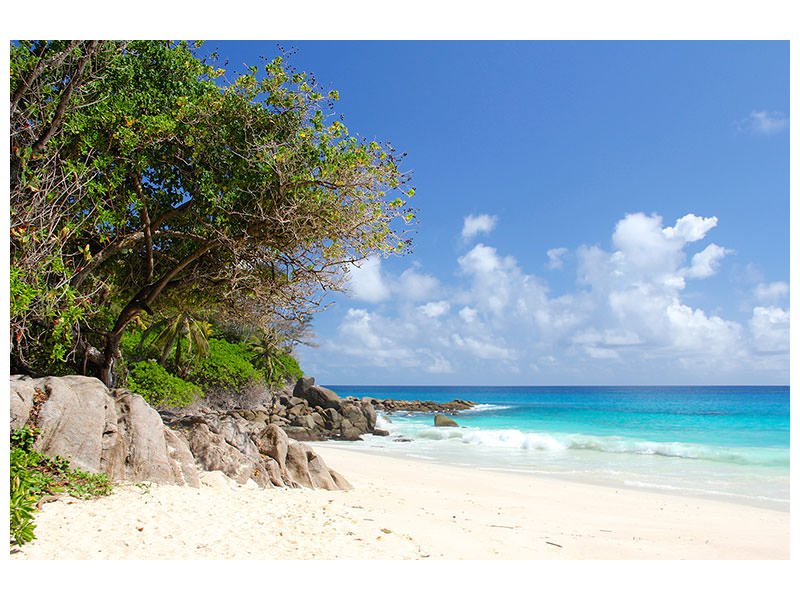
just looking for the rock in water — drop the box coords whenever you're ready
[434,413,459,427]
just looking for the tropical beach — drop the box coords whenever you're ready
[8,33,791,580]
[9,443,789,560]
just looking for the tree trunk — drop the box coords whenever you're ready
[99,332,122,389]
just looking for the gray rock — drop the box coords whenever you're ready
[291,413,317,430]
[10,374,354,492]
[292,376,315,399]
[360,401,378,430]
[182,422,272,488]
[285,441,314,488]
[282,426,325,442]
[9,375,199,487]
[434,414,459,427]
[303,385,344,411]
[10,377,35,430]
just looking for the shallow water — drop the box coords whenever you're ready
[326,385,790,511]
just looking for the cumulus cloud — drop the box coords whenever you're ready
[461,213,497,240]
[346,257,390,303]
[546,247,568,269]
[396,267,439,301]
[685,243,731,279]
[314,211,786,383]
[737,110,789,135]
[419,301,450,318]
[754,281,789,303]
[750,306,789,352]
[459,306,478,323]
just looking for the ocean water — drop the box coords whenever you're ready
[324,386,790,511]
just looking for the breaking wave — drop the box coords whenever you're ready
[397,425,788,467]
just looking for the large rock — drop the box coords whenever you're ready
[296,383,344,411]
[10,374,355,492]
[10,375,200,487]
[255,424,290,472]
[181,421,272,487]
[434,413,459,427]
[292,376,315,399]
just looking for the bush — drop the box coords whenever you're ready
[192,338,263,390]
[268,352,304,387]
[127,361,203,407]
[10,427,114,547]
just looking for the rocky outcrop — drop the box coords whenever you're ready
[10,375,200,487]
[368,397,476,414]
[434,414,459,427]
[10,375,352,492]
[265,383,380,442]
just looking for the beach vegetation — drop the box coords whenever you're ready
[10,426,113,547]
[10,40,415,388]
[126,360,204,407]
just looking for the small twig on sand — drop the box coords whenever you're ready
[546,541,563,548]
[489,524,515,529]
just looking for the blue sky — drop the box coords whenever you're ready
[205,41,789,385]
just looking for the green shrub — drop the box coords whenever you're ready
[268,352,304,387]
[10,427,114,547]
[127,361,203,407]
[192,337,263,390]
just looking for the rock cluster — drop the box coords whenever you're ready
[9,372,480,492]
[10,375,351,491]
[259,376,384,441]
[365,396,476,414]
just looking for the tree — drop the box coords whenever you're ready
[137,311,212,377]
[10,41,416,386]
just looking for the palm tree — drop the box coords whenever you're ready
[244,327,283,387]
[138,311,212,377]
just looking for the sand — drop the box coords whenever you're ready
[9,444,789,560]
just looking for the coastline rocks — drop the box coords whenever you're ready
[434,414,459,427]
[368,397,476,415]
[9,375,352,492]
[10,375,200,487]
[160,412,351,490]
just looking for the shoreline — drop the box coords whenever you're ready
[316,439,790,513]
[11,442,789,560]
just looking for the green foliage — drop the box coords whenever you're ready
[127,361,203,407]
[192,338,263,390]
[268,352,304,387]
[11,40,414,382]
[10,427,114,547]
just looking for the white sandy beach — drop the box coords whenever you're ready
[10,444,789,560]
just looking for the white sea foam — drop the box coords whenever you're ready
[464,403,512,413]
[461,428,565,451]
[393,423,788,467]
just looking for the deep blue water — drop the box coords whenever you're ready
[324,385,790,509]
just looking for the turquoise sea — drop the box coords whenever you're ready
[325,386,790,511]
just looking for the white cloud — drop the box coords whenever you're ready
[738,110,789,135]
[662,214,718,242]
[459,306,478,323]
[584,346,620,359]
[750,306,789,352]
[419,301,450,318]
[346,257,390,303]
[314,211,786,383]
[396,267,439,301]
[685,243,731,279]
[461,213,497,240]
[546,247,568,269]
[754,281,789,303]
[424,353,454,374]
